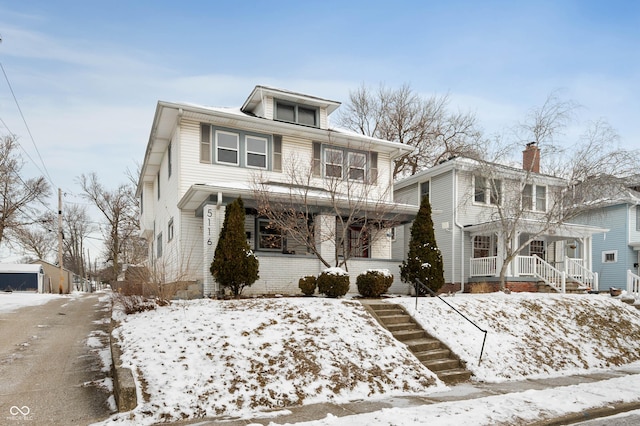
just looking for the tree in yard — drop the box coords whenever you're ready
[252,147,402,271]
[210,197,259,297]
[62,204,96,279]
[469,92,640,290]
[0,135,51,248]
[78,172,143,282]
[13,211,56,262]
[337,83,485,178]
[400,195,445,294]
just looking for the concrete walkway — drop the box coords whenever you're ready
[0,293,114,425]
[170,366,640,425]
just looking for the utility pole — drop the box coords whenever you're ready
[58,188,64,293]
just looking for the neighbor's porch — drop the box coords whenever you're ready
[466,220,608,293]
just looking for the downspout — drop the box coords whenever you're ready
[454,168,465,293]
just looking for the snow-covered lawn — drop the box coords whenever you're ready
[103,292,640,425]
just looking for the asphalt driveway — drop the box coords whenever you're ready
[0,293,113,425]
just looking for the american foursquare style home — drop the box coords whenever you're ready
[136,85,418,297]
[393,144,610,294]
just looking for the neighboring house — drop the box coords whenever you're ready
[572,179,640,291]
[0,264,44,292]
[394,144,608,293]
[136,85,417,297]
[31,259,76,293]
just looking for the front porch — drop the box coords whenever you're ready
[465,219,608,294]
[469,255,598,293]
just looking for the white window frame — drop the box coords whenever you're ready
[215,130,240,165]
[156,232,163,258]
[324,148,343,178]
[348,152,366,181]
[523,184,547,212]
[245,135,268,169]
[602,250,618,263]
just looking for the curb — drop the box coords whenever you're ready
[110,318,138,412]
[532,400,640,425]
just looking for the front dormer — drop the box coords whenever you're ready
[241,85,340,130]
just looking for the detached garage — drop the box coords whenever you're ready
[0,264,45,292]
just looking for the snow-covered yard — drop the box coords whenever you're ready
[99,291,640,425]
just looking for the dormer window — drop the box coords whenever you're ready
[275,100,318,127]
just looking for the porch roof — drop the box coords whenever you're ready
[464,218,609,238]
[178,182,419,224]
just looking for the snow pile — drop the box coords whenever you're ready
[0,292,60,313]
[108,298,443,424]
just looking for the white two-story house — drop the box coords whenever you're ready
[394,144,608,293]
[136,85,417,297]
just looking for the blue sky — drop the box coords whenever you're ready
[0,0,638,258]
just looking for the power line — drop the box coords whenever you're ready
[0,61,56,188]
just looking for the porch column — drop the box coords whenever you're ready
[315,213,336,269]
[496,232,505,277]
[203,203,226,297]
[584,237,592,271]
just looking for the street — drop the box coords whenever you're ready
[0,293,114,425]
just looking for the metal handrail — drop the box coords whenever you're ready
[414,279,488,365]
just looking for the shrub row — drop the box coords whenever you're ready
[298,268,393,298]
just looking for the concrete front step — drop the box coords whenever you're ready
[385,322,419,332]
[377,314,413,325]
[438,368,472,383]
[404,338,442,352]
[392,329,426,342]
[413,348,451,362]
[424,358,461,372]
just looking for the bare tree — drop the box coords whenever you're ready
[337,83,484,178]
[253,149,400,270]
[61,203,95,278]
[470,94,639,289]
[0,135,51,248]
[77,172,140,281]
[12,212,56,261]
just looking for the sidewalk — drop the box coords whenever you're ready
[171,366,640,425]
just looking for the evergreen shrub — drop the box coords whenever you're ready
[298,275,317,296]
[356,269,393,297]
[317,268,350,298]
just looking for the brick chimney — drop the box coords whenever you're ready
[523,142,540,173]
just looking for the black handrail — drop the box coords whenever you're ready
[414,279,488,365]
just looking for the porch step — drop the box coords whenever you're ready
[362,301,471,384]
[537,280,588,294]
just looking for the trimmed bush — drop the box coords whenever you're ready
[357,269,393,297]
[298,275,317,296]
[317,268,350,298]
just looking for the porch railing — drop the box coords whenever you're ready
[628,270,640,299]
[469,256,497,277]
[566,258,598,291]
[518,255,566,293]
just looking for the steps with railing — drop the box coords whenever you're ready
[362,301,471,384]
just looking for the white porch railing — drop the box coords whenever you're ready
[469,256,498,277]
[566,258,598,291]
[519,255,566,293]
[628,270,640,299]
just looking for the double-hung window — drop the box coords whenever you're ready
[523,184,546,211]
[474,176,486,203]
[535,186,546,211]
[216,131,239,165]
[348,152,367,181]
[246,136,268,169]
[325,148,343,178]
[156,233,163,258]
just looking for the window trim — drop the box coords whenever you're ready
[156,232,163,258]
[522,183,547,212]
[257,218,284,252]
[474,176,501,205]
[274,100,319,127]
[167,218,174,242]
[245,135,268,169]
[602,250,618,263]
[348,151,367,181]
[215,130,240,166]
[200,124,211,164]
[324,148,344,179]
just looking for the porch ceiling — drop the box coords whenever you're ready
[465,218,609,238]
[177,183,419,224]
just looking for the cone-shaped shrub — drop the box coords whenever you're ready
[400,196,445,294]
[210,197,259,297]
[357,269,393,297]
[317,267,350,298]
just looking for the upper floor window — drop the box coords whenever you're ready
[523,184,546,211]
[325,148,343,178]
[157,232,163,258]
[318,144,374,182]
[216,131,239,165]
[420,181,430,201]
[201,124,271,170]
[348,152,367,181]
[167,218,174,242]
[275,101,318,127]
[474,176,501,205]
